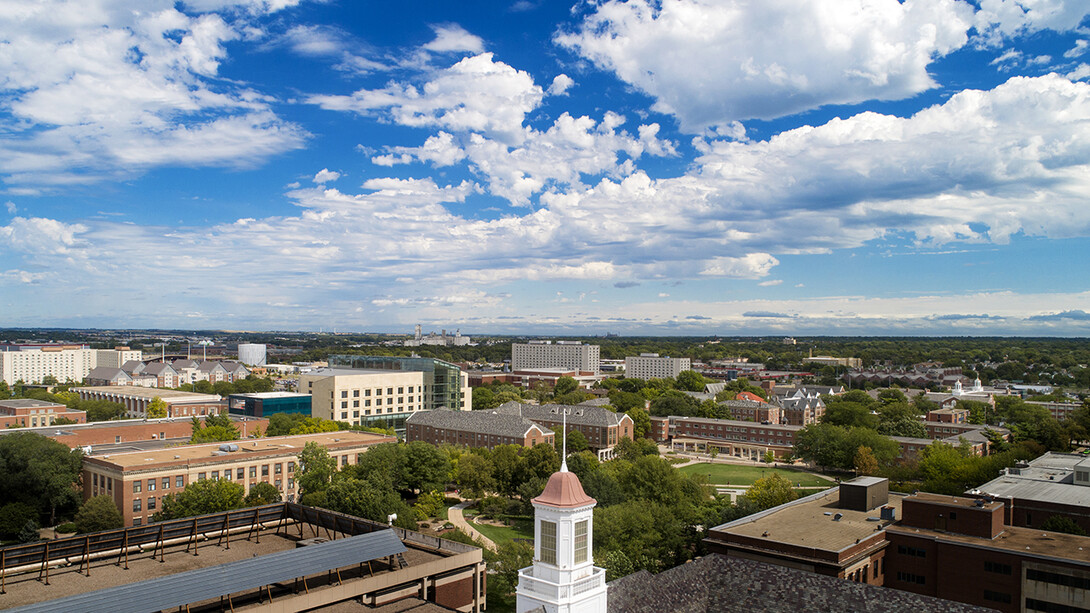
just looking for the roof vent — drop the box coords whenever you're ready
[833,513,843,522]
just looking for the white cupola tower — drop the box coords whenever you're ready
[516,423,607,612]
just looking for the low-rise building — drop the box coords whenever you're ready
[669,416,801,460]
[0,398,86,428]
[227,391,312,419]
[1027,399,1084,421]
[0,344,141,385]
[624,353,691,380]
[82,430,395,525]
[493,402,633,460]
[721,399,781,423]
[927,407,969,423]
[970,452,1090,533]
[773,388,828,425]
[75,386,224,418]
[406,409,554,449]
[0,415,266,448]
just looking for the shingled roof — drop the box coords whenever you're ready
[607,554,993,613]
[494,402,631,428]
[406,409,553,439]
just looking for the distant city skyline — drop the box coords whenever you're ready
[1,1,1089,336]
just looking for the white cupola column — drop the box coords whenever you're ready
[515,466,607,613]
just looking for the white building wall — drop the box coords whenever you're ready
[624,355,691,380]
[300,370,427,425]
[238,343,267,366]
[512,342,600,373]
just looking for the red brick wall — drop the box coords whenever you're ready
[433,576,475,610]
[900,497,1003,539]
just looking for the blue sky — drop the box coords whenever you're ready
[1,0,1090,336]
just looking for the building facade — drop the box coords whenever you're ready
[227,391,312,419]
[511,341,600,373]
[0,345,141,385]
[327,355,470,413]
[493,402,633,460]
[75,386,224,418]
[0,399,86,428]
[669,416,802,460]
[237,343,267,366]
[624,353,691,380]
[81,431,395,525]
[406,409,554,449]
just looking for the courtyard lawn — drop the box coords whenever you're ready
[471,517,534,546]
[678,463,834,487]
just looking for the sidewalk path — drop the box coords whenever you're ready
[448,501,497,552]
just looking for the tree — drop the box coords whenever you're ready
[17,519,41,543]
[609,391,645,412]
[243,482,282,506]
[297,441,338,497]
[1041,515,1088,536]
[473,387,498,411]
[401,441,451,494]
[554,376,579,396]
[0,502,37,539]
[266,412,308,436]
[854,446,879,476]
[675,370,706,392]
[74,495,124,533]
[324,474,416,530]
[626,408,651,439]
[155,479,245,521]
[763,450,775,464]
[743,474,797,511]
[0,433,83,525]
[558,429,589,454]
[147,396,168,418]
[821,401,878,429]
[81,399,126,421]
[456,452,495,498]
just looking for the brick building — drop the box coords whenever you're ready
[669,416,802,460]
[82,431,395,526]
[970,452,1090,533]
[707,477,898,584]
[0,415,267,449]
[406,409,554,449]
[75,386,224,418]
[492,402,633,460]
[0,398,86,428]
[707,476,1090,613]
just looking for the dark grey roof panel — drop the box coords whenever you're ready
[10,529,406,613]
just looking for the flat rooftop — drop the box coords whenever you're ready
[85,431,394,471]
[908,491,1005,511]
[304,367,409,377]
[75,386,221,402]
[887,523,1090,565]
[0,509,454,611]
[0,398,68,409]
[711,488,902,554]
[229,391,310,399]
[972,451,1090,507]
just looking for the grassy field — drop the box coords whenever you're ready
[678,463,834,487]
[471,517,534,545]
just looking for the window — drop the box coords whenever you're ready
[353,390,360,397]
[341,455,349,466]
[176,475,184,488]
[341,412,348,419]
[133,481,142,493]
[1027,569,1090,590]
[147,479,155,491]
[949,512,957,520]
[225,470,232,480]
[133,499,142,512]
[133,517,142,526]
[985,561,1012,575]
[540,520,557,565]
[398,387,404,394]
[148,497,156,510]
[1026,598,1090,613]
[574,520,588,564]
[288,462,295,473]
[341,390,348,398]
[162,477,170,489]
[237,468,245,479]
[897,545,927,558]
[874,563,879,579]
[984,590,1012,604]
[896,572,925,585]
[198,472,206,481]
[211,470,219,479]
[387,388,393,395]
[288,478,295,490]
[275,463,282,474]
[261,465,269,477]
[353,401,359,408]
[250,466,257,478]
[341,401,348,409]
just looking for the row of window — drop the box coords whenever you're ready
[984,560,1012,575]
[1027,568,1090,591]
[131,462,298,495]
[897,545,927,558]
[896,572,926,585]
[1027,598,1090,613]
[339,386,422,398]
[339,398,413,409]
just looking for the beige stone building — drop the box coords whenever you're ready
[82,431,395,525]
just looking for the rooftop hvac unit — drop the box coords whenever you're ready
[880,506,896,521]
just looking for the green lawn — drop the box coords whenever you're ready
[470,518,534,546]
[678,463,834,487]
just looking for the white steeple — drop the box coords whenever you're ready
[515,410,607,613]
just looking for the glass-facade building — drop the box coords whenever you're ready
[228,392,312,419]
[326,355,464,413]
